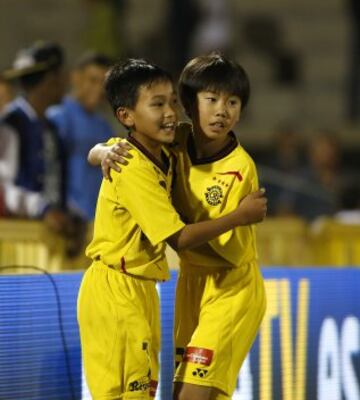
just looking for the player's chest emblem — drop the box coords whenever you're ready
[205,185,223,206]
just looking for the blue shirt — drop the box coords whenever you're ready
[47,97,114,220]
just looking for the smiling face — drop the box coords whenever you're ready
[193,90,241,141]
[118,80,178,146]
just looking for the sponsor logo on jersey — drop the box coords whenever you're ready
[205,185,223,206]
[217,170,243,181]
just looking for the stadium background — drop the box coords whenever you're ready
[1,0,360,399]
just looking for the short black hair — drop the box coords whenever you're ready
[74,51,113,70]
[104,58,173,113]
[179,52,250,116]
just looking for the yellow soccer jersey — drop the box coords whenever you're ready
[172,123,259,268]
[86,135,185,281]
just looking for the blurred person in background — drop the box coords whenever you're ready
[47,51,114,222]
[279,132,344,221]
[260,124,305,216]
[0,76,15,114]
[0,77,15,215]
[0,41,85,256]
[189,0,232,56]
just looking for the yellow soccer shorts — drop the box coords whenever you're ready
[77,261,160,399]
[174,261,266,398]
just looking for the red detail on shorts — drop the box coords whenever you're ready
[120,257,126,273]
[150,380,158,397]
[183,347,213,366]
[217,171,243,181]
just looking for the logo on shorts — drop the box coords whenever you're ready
[183,347,214,366]
[205,185,223,206]
[129,376,150,392]
[129,343,153,393]
[192,368,208,378]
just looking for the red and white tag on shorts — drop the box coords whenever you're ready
[183,347,214,366]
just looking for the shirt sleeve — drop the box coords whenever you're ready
[105,137,122,146]
[114,163,185,246]
[0,124,19,181]
[0,124,48,217]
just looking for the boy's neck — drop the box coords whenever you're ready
[193,130,233,159]
[130,131,163,163]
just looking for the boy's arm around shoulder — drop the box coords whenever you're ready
[106,153,266,253]
[87,138,133,180]
[87,123,192,179]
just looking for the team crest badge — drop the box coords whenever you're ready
[205,185,223,206]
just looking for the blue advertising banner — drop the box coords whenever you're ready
[160,269,360,400]
[0,268,359,400]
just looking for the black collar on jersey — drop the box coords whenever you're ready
[127,134,170,174]
[187,131,238,165]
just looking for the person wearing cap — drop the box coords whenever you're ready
[0,76,15,115]
[0,41,85,250]
[47,51,114,221]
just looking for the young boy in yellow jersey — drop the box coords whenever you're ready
[171,53,266,400]
[78,58,267,400]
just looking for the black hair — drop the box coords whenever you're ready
[74,51,113,70]
[18,42,64,90]
[104,58,173,113]
[179,52,250,116]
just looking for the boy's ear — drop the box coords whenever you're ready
[116,107,134,128]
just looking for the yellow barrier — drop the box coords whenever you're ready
[0,219,93,273]
[1,217,360,272]
[0,219,66,272]
[257,217,311,266]
[310,218,360,266]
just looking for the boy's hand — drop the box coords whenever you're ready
[101,142,132,180]
[236,188,267,225]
